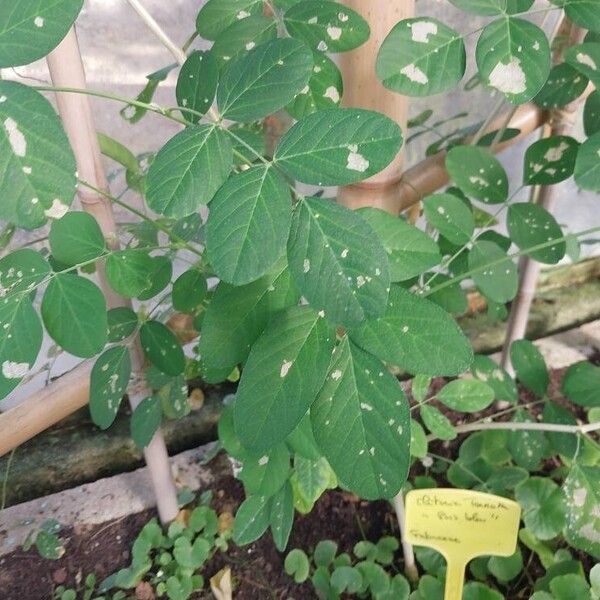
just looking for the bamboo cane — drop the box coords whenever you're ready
[44,28,178,524]
[338,0,419,581]
[499,21,588,375]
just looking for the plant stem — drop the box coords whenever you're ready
[426,420,600,442]
[124,0,187,65]
[392,492,419,582]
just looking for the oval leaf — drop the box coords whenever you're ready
[49,211,106,267]
[176,50,218,122]
[311,338,410,500]
[140,320,185,376]
[206,165,292,285]
[287,197,390,327]
[436,379,494,412]
[468,240,518,303]
[146,124,232,217]
[523,135,579,185]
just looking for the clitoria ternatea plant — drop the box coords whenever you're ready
[1,0,600,573]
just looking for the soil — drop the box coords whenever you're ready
[0,365,597,600]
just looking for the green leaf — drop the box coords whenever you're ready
[287,52,343,119]
[562,361,600,407]
[233,306,335,450]
[448,0,533,15]
[292,455,335,511]
[173,536,210,569]
[550,574,591,600]
[49,212,106,267]
[584,91,600,136]
[508,410,549,470]
[468,240,518,303]
[165,576,192,600]
[213,15,277,71]
[0,248,50,296]
[199,260,298,370]
[105,250,154,298]
[285,548,310,583]
[176,50,218,122]
[286,415,321,460]
[239,443,290,497]
[107,307,138,342]
[565,0,600,34]
[436,379,494,412]
[0,0,84,67]
[90,346,131,430]
[420,405,456,440]
[523,135,580,185]
[424,193,474,245]
[543,401,578,459]
[137,256,172,301]
[574,131,600,191]
[510,339,548,396]
[463,582,504,600]
[0,81,77,229]
[270,480,294,551]
[206,165,291,285]
[217,38,313,121]
[312,338,410,500]
[563,464,600,560]
[410,419,428,458]
[412,375,432,403]
[283,1,369,52]
[377,18,466,96]
[130,396,162,449]
[0,296,42,399]
[314,540,338,567]
[233,495,271,545]
[350,285,473,376]
[35,530,65,560]
[507,203,565,264]
[140,321,185,376]
[41,274,107,358]
[476,17,550,104]
[146,124,232,217]
[275,108,403,185]
[485,466,528,493]
[331,566,363,594]
[158,376,190,419]
[515,477,565,540]
[195,0,263,41]
[470,355,517,404]
[534,63,589,109]
[446,146,508,203]
[287,197,390,327]
[565,43,600,87]
[172,269,207,314]
[358,208,441,282]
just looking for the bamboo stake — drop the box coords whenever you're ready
[338,0,418,581]
[45,29,178,524]
[499,21,588,375]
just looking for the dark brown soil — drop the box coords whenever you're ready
[0,365,596,600]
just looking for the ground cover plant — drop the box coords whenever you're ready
[1,0,600,597]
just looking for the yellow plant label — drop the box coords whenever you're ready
[405,488,521,600]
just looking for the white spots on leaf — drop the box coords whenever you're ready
[469,175,489,187]
[108,373,119,394]
[544,141,569,162]
[341,248,349,258]
[327,26,342,41]
[317,40,328,52]
[0,96,6,103]
[331,369,342,380]
[356,275,366,288]
[300,85,310,95]
[338,12,348,22]
[422,455,433,468]
[437,206,445,214]
[44,199,69,219]
[22,166,31,174]
[347,144,370,172]
[323,86,340,103]
[573,487,587,507]
[3,117,27,157]
[318,310,325,318]
[308,16,318,24]
[280,360,293,378]
[577,52,597,70]
[533,41,540,50]
[258,455,269,466]
[245,41,255,51]
[375,268,381,276]
[34,16,44,27]
[303,258,310,273]
[369,447,375,456]
[488,57,526,95]
[397,425,403,435]
[2,360,29,379]
[360,402,373,411]
[123,105,136,119]
[409,21,438,44]
[236,9,250,19]
[313,65,322,73]
[400,63,428,85]
[402,325,409,333]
